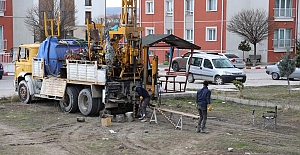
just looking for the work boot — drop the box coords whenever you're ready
[141,118,147,122]
[196,125,201,133]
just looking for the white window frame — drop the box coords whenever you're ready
[145,1,154,14]
[273,28,292,48]
[185,0,193,15]
[146,27,155,36]
[206,0,217,11]
[274,0,293,18]
[166,0,173,16]
[206,27,217,41]
[166,29,173,34]
[185,29,193,42]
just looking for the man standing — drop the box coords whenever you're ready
[196,81,211,133]
[105,38,116,74]
[132,85,150,122]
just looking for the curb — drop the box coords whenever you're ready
[245,66,267,70]
[3,72,15,76]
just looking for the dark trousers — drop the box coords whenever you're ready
[141,97,150,117]
[197,106,207,130]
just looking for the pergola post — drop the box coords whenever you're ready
[168,46,174,73]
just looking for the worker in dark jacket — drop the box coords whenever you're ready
[196,81,211,133]
[132,85,150,122]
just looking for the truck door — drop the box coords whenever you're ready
[15,48,32,75]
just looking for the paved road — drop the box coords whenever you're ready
[0,76,16,98]
[1,69,300,97]
[158,68,300,90]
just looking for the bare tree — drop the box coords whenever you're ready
[24,0,77,42]
[227,9,275,65]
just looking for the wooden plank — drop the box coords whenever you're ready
[157,108,199,119]
[40,77,67,98]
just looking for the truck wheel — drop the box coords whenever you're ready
[78,88,99,116]
[172,62,180,72]
[60,87,79,113]
[18,80,32,104]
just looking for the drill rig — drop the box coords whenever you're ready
[85,0,159,114]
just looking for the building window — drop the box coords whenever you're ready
[166,0,173,16]
[185,29,193,42]
[85,0,92,6]
[273,28,292,48]
[206,27,217,41]
[0,25,3,50]
[274,0,293,17]
[166,29,173,34]
[146,1,154,14]
[0,0,6,13]
[85,11,91,24]
[185,0,193,15]
[146,27,154,36]
[207,0,217,11]
[148,50,154,56]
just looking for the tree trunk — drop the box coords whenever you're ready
[253,43,257,67]
[287,76,291,94]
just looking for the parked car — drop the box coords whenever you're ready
[266,61,300,80]
[0,62,4,80]
[186,53,246,85]
[211,53,246,69]
[171,51,200,71]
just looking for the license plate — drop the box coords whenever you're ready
[236,77,243,80]
[236,61,242,63]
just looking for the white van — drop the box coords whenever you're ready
[186,53,247,85]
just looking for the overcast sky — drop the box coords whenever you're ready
[106,0,139,7]
[106,0,121,7]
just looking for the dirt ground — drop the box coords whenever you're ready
[0,97,300,155]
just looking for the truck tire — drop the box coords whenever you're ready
[18,80,32,104]
[60,87,79,113]
[78,88,99,116]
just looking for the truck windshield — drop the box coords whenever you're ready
[212,59,234,68]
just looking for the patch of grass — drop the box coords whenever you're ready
[0,95,20,104]
[212,85,300,107]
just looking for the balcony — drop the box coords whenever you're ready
[274,8,295,21]
[0,39,7,51]
[273,39,295,52]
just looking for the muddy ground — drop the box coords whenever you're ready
[0,97,300,155]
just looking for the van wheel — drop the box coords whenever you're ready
[214,76,223,85]
[172,62,180,72]
[78,88,99,116]
[18,80,32,104]
[271,73,280,80]
[60,87,79,113]
[188,74,195,83]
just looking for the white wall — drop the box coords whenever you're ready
[13,0,37,47]
[226,0,269,62]
[74,0,106,26]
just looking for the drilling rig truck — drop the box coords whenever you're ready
[13,0,159,116]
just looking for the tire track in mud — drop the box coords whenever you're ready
[115,125,164,154]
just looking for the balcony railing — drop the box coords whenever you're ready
[273,39,295,48]
[274,8,295,18]
[0,39,7,51]
[0,0,6,12]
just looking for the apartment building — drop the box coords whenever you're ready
[73,0,106,39]
[0,0,13,53]
[140,0,299,63]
